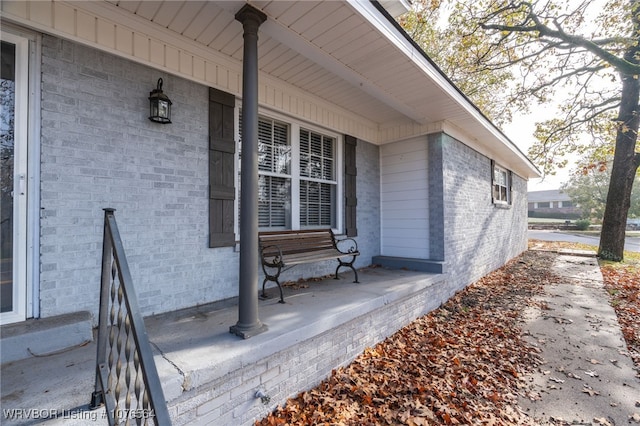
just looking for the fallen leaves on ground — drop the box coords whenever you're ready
[601,261,640,369]
[256,251,558,425]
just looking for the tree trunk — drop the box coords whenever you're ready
[599,1,640,261]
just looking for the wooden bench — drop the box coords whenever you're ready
[259,229,360,303]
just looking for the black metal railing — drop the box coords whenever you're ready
[89,208,171,425]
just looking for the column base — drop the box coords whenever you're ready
[229,321,268,339]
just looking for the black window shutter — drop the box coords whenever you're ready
[344,135,357,237]
[490,159,495,204]
[209,88,236,247]
[508,170,513,205]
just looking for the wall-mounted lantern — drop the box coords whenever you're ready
[148,78,172,124]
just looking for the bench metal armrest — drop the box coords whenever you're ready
[335,237,359,255]
[260,244,284,267]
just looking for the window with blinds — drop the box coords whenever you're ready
[259,119,290,174]
[259,175,291,227]
[492,163,512,205]
[257,118,291,227]
[300,129,336,227]
[239,114,338,230]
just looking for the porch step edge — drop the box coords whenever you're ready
[0,311,93,365]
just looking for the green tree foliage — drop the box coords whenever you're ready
[562,166,612,220]
[399,0,640,261]
[563,162,640,220]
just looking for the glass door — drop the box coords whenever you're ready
[1,32,29,324]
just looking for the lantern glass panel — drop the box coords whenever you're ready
[158,100,169,119]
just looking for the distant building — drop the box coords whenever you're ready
[528,190,581,218]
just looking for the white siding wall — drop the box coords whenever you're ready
[380,137,429,258]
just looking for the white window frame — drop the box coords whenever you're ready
[298,127,338,229]
[234,106,343,237]
[492,163,511,205]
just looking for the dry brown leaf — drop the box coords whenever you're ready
[582,388,600,397]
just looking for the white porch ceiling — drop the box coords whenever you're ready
[51,0,538,178]
[106,0,423,125]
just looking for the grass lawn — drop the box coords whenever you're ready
[527,217,571,223]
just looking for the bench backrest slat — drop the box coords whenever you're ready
[259,229,337,257]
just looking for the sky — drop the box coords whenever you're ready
[502,109,573,193]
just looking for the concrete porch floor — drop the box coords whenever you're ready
[1,266,447,425]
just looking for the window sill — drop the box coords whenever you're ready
[493,202,512,210]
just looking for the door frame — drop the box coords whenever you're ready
[1,24,41,325]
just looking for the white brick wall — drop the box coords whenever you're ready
[354,140,381,263]
[38,36,381,320]
[39,36,241,319]
[439,133,528,291]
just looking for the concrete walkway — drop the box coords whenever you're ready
[520,250,640,425]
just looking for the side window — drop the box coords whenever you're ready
[492,162,512,205]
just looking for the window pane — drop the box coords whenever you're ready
[259,175,290,228]
[300,129,335,181]
[273,121,290,174]
[1,41,16,313]
[300,181,335,227]
[258,143,273,172]
[323,157,333,180]
[258,119,290,174]
[494,168,507,186]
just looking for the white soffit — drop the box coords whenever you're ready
[259,18,427,124]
